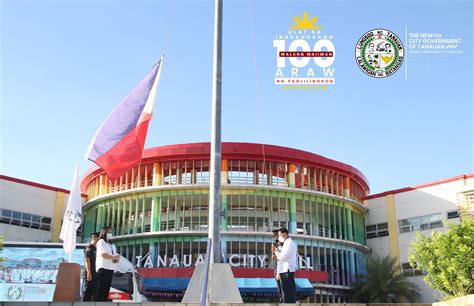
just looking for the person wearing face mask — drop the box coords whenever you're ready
[83,232,100,301]
[271,229,284,303]
[271,227,297,303]
[94,226,120,301]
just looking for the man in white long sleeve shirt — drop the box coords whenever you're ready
[11,265,23,282]
[23,264,33,283]
[31,265,43,283]
[272,227,297,303]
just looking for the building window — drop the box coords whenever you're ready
[447,210,459,219]
[0,209,52,232]
[398,213,443,234]
[366,222,389,239]
[401,262,425,277]
[0,209,12,224]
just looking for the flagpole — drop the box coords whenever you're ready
[208,0,223,264]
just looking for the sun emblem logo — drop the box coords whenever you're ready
[289,12,321,30]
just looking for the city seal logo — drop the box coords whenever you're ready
[355,29,404,78]
[6,285,23,301]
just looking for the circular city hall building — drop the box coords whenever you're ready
[81,142,370,303]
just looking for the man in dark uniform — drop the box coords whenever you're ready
[83,232,99,301]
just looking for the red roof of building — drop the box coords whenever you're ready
[363,173,474,200]
[81,142,370,192]
[0,175,87,197]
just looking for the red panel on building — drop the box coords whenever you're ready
[137,267,327,283]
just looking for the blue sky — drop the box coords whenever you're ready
[1,0,472,194]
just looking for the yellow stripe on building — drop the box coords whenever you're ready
[385,193,400,267]
[51,191,66,242]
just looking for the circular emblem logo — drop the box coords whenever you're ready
[6,285,23,301]
[355,29,404,78]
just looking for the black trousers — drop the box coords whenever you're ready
[279,271,296,303]
[82,274,97,301]
[276,277,284,303]
[94,268,114,301]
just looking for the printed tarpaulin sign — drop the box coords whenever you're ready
[0,247,84,301]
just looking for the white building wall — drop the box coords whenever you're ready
[411,275,443,302]
[0,179,57,217]
[0,224,52,242]
[0,177,74,242]
[364,196,387,224]
[366,236,391,258]
[364,196,390,258]
[365,175,474,303]
[395,178,472,261]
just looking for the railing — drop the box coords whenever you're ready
[200,238,212,306]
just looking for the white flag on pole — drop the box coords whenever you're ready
[59,164,83,259]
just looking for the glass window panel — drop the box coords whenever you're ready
[366,225,376,232]
[41,217,52,224]
[377,223,388,230]
[398,219,409,226]
[2,210,12,217]
[420,216,430,225]
[447,210,459,219]
[429,214,441,222]
[12,211,21,219]
[22,213,32,221]
[366,232,377,239]
[430,221,443,229]
[420,223,430,230]
[399,226,411,233]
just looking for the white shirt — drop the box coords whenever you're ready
[276,237,298,274]
[23,268,33,281]
[96,239,117,271]
[11,269,22,282]
[31,269,42,282]
[51,270,58,283]
[41,269,52,282]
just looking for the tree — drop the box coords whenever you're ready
[352,255,419,303]
[408,216,474,299]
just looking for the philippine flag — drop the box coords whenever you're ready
[85,56,164,178]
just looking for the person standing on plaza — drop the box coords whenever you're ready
[94,226,120,301]
[83,232,99,301]
[272,227,298,303]
[271,229,284,303]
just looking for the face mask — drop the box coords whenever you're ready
[107,233,113,240]
[278,236,285,243]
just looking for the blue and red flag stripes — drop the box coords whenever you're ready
[85,56,164,178]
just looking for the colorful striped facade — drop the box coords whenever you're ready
[81,142,370,302]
